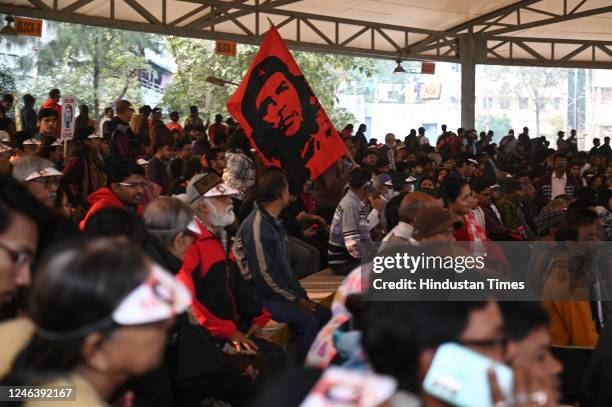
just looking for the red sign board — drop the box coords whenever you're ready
[215,40,237,56]
[421,62,436,75]
[15,18,42,37]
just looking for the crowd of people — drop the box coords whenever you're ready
[0,86,611,407]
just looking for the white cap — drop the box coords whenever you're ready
[186,218,202,235]
[25,167,63,181]
[180,173,238,204]
[467,158,479,165]
[112,263,191,325]
[0,130,9,142]
[136,158,150,166]
[89,132,104,139]
[36,263,192,340]
[404,176,417,183]
[204,182,239,198]
[23,138,40,146]
[0,143,12,154]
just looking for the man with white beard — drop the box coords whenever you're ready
[177,173,286,371]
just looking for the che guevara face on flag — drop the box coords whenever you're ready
[227,26,347,179]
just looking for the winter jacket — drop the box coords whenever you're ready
[178,220,270,339]
[235,205,306,303]
[79,187,144,230]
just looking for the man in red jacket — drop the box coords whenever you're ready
[178,172,285,370]
[41,89,62,138]
[79,160,145,229]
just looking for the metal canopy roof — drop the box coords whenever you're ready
[0,0,610,68]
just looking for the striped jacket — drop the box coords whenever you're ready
[328,189,373,267]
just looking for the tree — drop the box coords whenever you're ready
[477,65,564,137]
[476,113,511,142]
[162,36,375,128]
[0,65,15,95]
[18,22,161,118]
[517,67,564,137]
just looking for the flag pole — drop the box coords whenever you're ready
[266,17,274,27]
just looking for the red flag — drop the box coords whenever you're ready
[227,26,348,179]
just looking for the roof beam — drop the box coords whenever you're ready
[0,3,456,62]
[0,1,609,69]
[27,0,50,11]
[61,0,94,14]
[482,4,612,36]
[186,0,300,30]
[169,4,209,26]
[123,0,161,25]
[483,36,612,68]
[405,0,540,54]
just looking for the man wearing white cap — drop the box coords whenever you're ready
[450,156,478,182]
[177,173,285,369]
[62,127,108,209]
[12,156,62,208]
[20,137,40,157]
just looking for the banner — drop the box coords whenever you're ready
[60,96,77,141]
[227,26,348,179]
[15,18,42,37]
[421,62,436,75]
[215,40,237,56]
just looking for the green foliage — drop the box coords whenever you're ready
[162,36,375,128]
[477,65,565,136]
[0,65,16,94]
[476,114,511,141]
[547,113,566,136]
[18,22,161,118]
[6,19,375,127]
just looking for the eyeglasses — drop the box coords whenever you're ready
[29,177,60,187]
[0,241,34,269]
[119,181,146,189]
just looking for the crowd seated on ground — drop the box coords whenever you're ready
[0,88,612,406]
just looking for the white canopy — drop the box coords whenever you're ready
[0,0,610,67]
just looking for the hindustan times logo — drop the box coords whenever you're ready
[372,253,486,274]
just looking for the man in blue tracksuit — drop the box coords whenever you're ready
[235,168,330,362]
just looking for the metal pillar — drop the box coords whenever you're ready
[459,35,477,130]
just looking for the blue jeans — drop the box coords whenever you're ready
[259,296,331,363]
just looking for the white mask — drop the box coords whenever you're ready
[204,199,235,227]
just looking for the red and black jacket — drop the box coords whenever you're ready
[178,220,270,339]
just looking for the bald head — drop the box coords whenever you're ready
[398,191,443,224]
